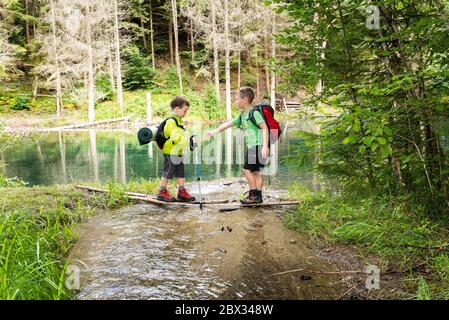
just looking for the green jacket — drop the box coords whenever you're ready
[162,114,188,156]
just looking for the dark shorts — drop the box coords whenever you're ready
[243,145,267,172]
[163,155,185,179]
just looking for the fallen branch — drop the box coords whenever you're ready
[76,185,300,208]
[266,269,364,277]
[45,116,130,131]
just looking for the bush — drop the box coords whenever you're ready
[122,45,155,90]
[164,66,180,92]
[95,73,113,103]
[10,96,31,111]
[201,85,225,119]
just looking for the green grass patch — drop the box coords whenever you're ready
[0,178,160,300]
[286,182,449,299]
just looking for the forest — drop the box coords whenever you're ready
[1,0,449,301]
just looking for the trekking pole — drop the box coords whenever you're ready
[191,136,202,210]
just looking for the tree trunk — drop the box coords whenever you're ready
[255,51,260,100]
[141,18,148,51]
[168,20,174,65]
[24,0,30,43]
[190,20,195,63]
[224,0,232,120]
[114,0,124,112]
[32,0,37,35]
[50,0,63,119]
[237,51,241,90]
[270,17,276,108]
[264,32,270,94]
[171,0,183,95]
[212,0,220,100]
[149,0,155,69]
[86,3,95,123]
[108,45,116,93]
[32,74,38,101]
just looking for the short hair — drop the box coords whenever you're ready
[170,96,190,110]
[238,86,255,104]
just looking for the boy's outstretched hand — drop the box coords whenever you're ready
[204,130,215,141]
[261,145,269,159]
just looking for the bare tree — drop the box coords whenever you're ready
[224,0,231,120]
[149,0,155,69]
[270,16,276,107]
[49,0,63,118]
[211,0,220,100]
[113,0,123,112]
[171,0,183,94]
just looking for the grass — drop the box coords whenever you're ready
[286,182,449,299]
[0,178,160,300]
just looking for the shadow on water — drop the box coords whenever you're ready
[69,179,345,300]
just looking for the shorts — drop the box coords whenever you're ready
[162,155,185,179]
[243,145,267,172]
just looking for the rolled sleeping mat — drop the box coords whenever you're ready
[137,127,158,145]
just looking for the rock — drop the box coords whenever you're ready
[261,240,268,245]
[226,226,232,232]
[220,227,224,232]
[289,239,298,244]
[300,275,312,281]
[217,248,227,253]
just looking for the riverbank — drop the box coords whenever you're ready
[0,177,410,300]
[286,183,449,299]
[0,179,164,299]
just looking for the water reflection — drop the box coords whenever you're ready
[1,120,320,187]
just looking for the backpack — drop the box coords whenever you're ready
[155,116,185,150]
[239,102,281,145]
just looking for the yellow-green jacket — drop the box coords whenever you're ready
[162,114,188,156]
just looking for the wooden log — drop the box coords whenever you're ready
[75,185,230,205]
[46,117,130,131]
[75,185,300,208]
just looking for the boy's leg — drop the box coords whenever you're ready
[158,155,176,202]
[175,160,195,202]
[244,169,257,189]
[160,177,169,189]
[177,177,186,188]
[254,171,263,190]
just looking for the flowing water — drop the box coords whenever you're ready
[1,119,348,299]
[69,179,345,300]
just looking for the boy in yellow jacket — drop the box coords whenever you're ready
[157,96,196,202]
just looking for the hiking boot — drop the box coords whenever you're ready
[240,189,262,205]
[177,188,196,203]
[157,188,176,202]
[255,189,264,203]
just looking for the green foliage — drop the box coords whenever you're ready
[11,96,31,111]
[0,172,28,187]
[0,178,160,299]
[122,45,155,90]
[416,277,432,300]
[275,0,449,214]
[287,182,449,298]
[94,73,113,103]
[200,85,225,120]
[164,66,180,93]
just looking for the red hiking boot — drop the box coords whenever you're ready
[177,188,196,203]
[157,188,176,202]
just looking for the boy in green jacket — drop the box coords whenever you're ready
[205,87,269,204]
[157,96,196,203]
